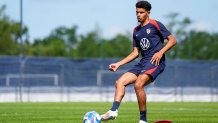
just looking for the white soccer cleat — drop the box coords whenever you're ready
[101,110,118,121]
[139,120,148,123]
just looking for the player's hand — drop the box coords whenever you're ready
[109,63,119,72]
[150,52,163,66]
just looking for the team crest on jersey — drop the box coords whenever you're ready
[140,38,150,50]
[146,29,151,34]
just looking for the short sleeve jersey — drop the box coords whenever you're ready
[133,19,171,60]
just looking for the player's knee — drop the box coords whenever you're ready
[115,79,124,88]
[134,82,144,91]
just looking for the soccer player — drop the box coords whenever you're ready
[101,1,176,123]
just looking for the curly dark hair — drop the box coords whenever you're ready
[136,1,152,11]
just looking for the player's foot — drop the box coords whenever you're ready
[139,120,148,123]
[101,110,118,121]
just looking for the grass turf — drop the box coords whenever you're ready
[0,102,218,123]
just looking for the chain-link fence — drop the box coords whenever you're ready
[0,56,218,102]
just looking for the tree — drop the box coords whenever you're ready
[164,13,192,59]
[30,37,67,57]
[0,5,28,55]
[49,26,78,48]
[76,31,99,58]
[2,5,218,60]
[29,26,78,57]
[178,31,218,60]
[164,12,218,60]
[102,34,132,58]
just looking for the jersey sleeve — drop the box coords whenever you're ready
[133,35,137,47]
[132,34,140,48]
[132,26,140,48]
[157,21,171,39]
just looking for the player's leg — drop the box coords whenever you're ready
[135,62,165,123]
[114,72,138,102]
[134,74,152,123]
[101,72,137,121]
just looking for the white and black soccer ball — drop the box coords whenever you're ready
[83,111,101,123]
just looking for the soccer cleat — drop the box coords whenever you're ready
[101,110,118,121]
[139,120,148,123]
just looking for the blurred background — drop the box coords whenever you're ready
[0,0,218,102]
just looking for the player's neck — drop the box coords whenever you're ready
[140,18,150,27]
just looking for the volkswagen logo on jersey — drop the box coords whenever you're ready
[140,38,150,50]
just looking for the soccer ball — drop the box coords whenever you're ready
[83,111,101,123]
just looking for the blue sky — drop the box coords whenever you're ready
[0,0,218,41]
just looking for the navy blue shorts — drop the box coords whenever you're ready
[128,60,165,82]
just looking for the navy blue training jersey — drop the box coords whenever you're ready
[133,19,171,60]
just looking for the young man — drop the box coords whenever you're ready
[101,1,176,123]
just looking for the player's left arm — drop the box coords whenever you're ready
[151,35,177,65]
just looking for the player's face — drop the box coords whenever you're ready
[136,8,150,23]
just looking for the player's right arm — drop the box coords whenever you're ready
[109,47,139,72]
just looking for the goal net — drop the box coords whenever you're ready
[5,74,59,86]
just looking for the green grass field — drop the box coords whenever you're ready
[0,102,218,123]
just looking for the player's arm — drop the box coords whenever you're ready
[160,35,177,54]
[109,47,139,72]
[150,35,177,66]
